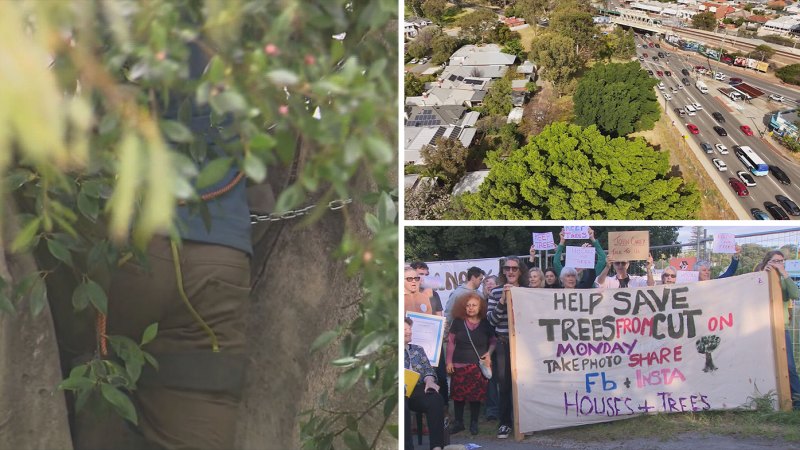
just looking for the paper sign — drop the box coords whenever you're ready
[608,231,649,261]
[533,232,556,250]
[670,257,697,271]
[565,246,596,269]
[786,260,800,274]
[564,226,589,240]
[405,312,446,367]
[676,270,699,284]
[712,234,736,254]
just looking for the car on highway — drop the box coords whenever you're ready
[675,107,686,116]
[638,56,644,61]
[713,126,727,136]
[728,178,749,196]
[681,68,689,76]
[658,52,665,58]
[700,142,713,153]
[730,77,743,85]
[690,102,703,110]
[776,195,800,216]
[687,123,699,134]
[671,87,678,93]
[655,43,660,48]
[677,84,683,90]
[769,165,791,185]
[681,77,690,86]
[740,125,754,136]
[715,144,729,154]
[764,201,790,220]
[647,70,653,76]
[649,42,654,48]
[712,112,725,123]
[643,52,648,58]
[712,158,727,171]
[769,94,785,102]
[653,56,659,62]
[656,70,663,76]
[714,73,726,81]
[658,82,665,90]
[665,70,672,76]
[751,208,771,220]
[663,92,672,101]
[737,171,756,187]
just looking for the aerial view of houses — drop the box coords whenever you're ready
[404,0,800,221]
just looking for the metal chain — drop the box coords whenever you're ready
[250,198,352,224]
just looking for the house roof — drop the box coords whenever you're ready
[439,75,491,90]
[404,125,478,163]
[460,111,480,127]
[511,79,529,90]
[440,65,509,79]
[452,170,490,195]
[450,44,503,59]
[507,107,524,124]
[405,105,466,127]
[746,15,770,23]
[517,60,536,74]
[449,44,516,66]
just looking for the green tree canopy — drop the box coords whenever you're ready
[549,9,597,57]
[750,44,777,62]
[431,34,460,65]
[776,64,800,85]
[456,9,500,44]
[530,33,586,94]
[420,137,469,189]
[405,72,426,96]
[599,27,637,61]
[421,0,448,24]
[462,122,700,219]
[574,62,660,137]
[502,39,527,60]
[481,78,513,117]
[692,12,718,31]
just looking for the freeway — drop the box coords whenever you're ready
[634,34,800,220]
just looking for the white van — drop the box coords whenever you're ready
[684,104,697,116]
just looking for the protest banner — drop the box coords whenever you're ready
[533,232,557,251]
[566,246,596,269]
[564,226,590,240]
[712,234,736,254]
[507,272,790,440]
[423,257,501,301]
[669,256,696,271]
[608,231,649,261]
[405,312,446,367]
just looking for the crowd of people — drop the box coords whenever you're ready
[403,228,799,449]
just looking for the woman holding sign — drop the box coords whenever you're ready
[696,245,742,281]
[552,227,607,289]
[755,251,800,410]
[404,317,446,450]
[446,292,496,436]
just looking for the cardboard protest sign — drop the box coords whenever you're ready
[533,232,557,251]
[564,226,590,240]
[508,272,783,435]
[566,246,596,269]
[712,234,736,254]
[608,231,649,261]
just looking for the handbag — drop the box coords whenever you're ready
[465,320,492,379]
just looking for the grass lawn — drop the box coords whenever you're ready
[515,25,537,52]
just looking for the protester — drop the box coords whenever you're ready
[543,267,561,289]
[559,267,579,289]
[697,245,742,281]
[755,251,800,410]
[661,266,678,285]
[404,317,445,450]
[487,256,529,439]
[445,267,486,320]
[596,254,655,288]
[554,228,607,289]
[480,275,499,422]
[528,267,545,288]
[404,267,432,314]
[446,292,496,436]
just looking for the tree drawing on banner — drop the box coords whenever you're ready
[696,335,721,372]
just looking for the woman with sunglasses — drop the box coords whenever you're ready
[404,266,433,314]
[695,245,742,281]
[486,256,529,439]
[660,266,678,284]
[755,250,800,409]
[595,254,655,288]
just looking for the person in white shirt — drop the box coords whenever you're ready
[595,254,655,288]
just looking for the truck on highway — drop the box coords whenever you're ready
[696,80,708,94]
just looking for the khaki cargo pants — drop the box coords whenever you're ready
[107,237,250,450]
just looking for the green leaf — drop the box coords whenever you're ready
[85,280,108,315]
[310,330,338,353]
[331,356,359,367]
[383,394,397,418]
[195,157,233,190]
[364,213,379,233]
[266,69,300,86]
[143,352,159,370]
[81,180,104,198]
[141,323,158,346]
[354,331,386,357]
[376,191,396,225]
[346,415,358,431]
[29,276,47,317]
[77,191,99,221]
[47,238,73,267]
[273,184,303,213]
[335,366,363,392]
[243,152,267,183]
[209,91,247,115]
[342,430,368,450]
[386,424,398,438]
[249,133,276,155]
[10,217,41,253]
[161,120,194,143]
[58,375,94,391]
[0,288,15,315]
[100,384,138,425]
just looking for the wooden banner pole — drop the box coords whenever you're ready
[508,289,524,442]
[768,269,792,411]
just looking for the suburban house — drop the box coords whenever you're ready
[769,108,800,138]
[404,126,478,164]
[404,106,480,164]
[759,15,800,36]
[404,17,432,40]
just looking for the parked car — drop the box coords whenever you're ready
[769,94,785,102]
[638,56,644,61]
[751,208,771,220]
[740,125,754,136]
[677,84,683,90]
[712,112,725,123]
[737,170,756,187]
[713,126,728,136]
[769,165,791,185]
[409,58,418,64]
[715,144,728,154]
[765,201,790,220]
[776,195,800,216]
[728,178,749,196]
[721,55,733,64]
[700,142,713,153]
[712,158,727,171]
[714,72,726,80]
[658,82,665,90]
[687,123,699,134]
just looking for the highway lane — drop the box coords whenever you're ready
[634,35,800,219]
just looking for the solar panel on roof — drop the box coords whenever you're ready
[448,75,457,81]
[453,126,462,136]
[433,127,446,140]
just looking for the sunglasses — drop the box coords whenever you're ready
[405,276,421,282]
[503,266,520,272]
[664,274,676,278]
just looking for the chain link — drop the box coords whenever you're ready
[250,198,352,224]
